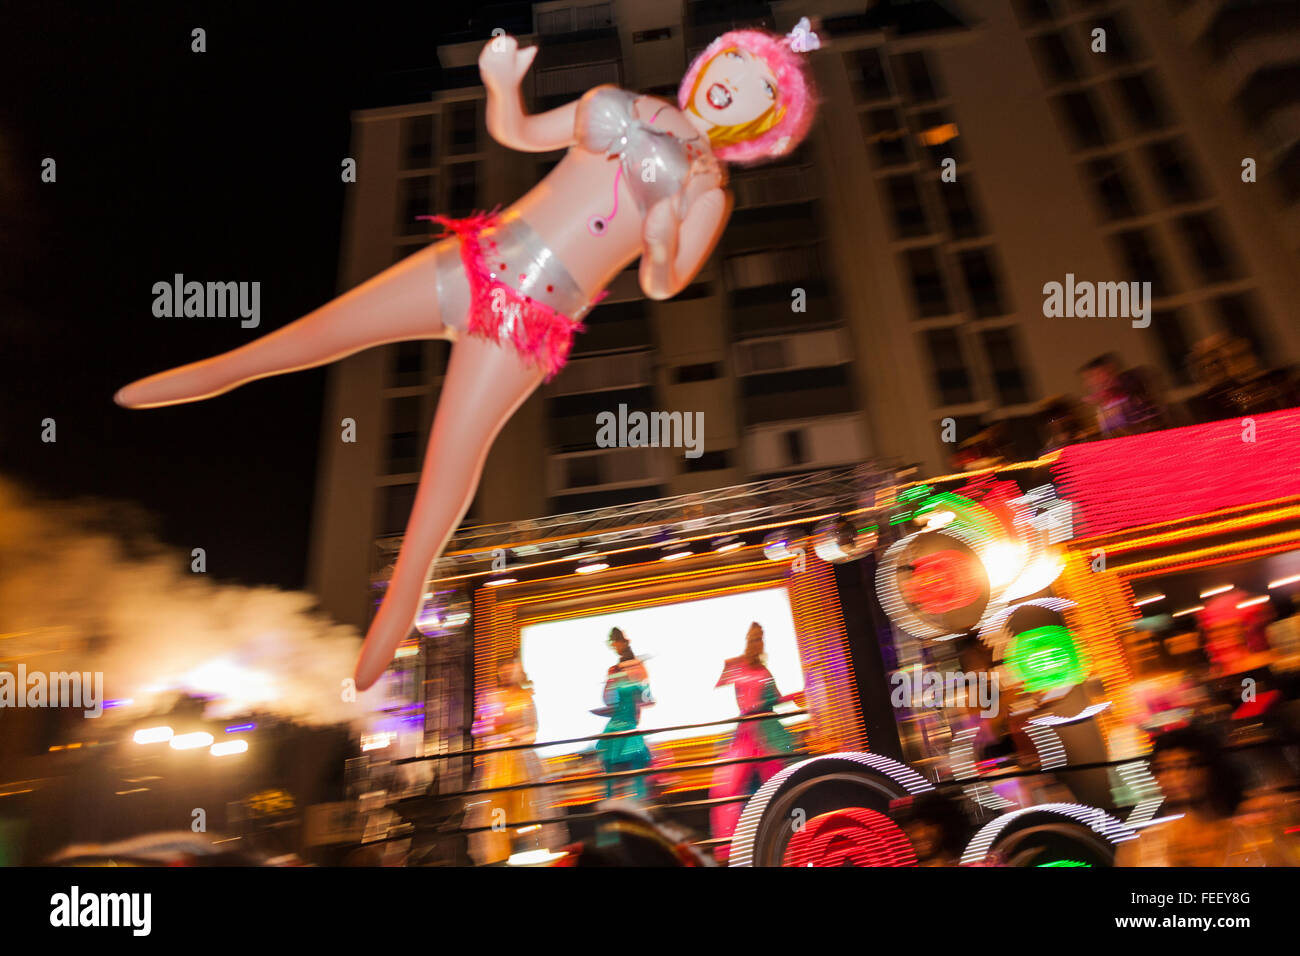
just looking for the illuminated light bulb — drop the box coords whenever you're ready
[507,848,567,866]
[1236,596,1269,609]
[133,726,174,745]
[1268,574,1300,589]
[1002,554,1066,602]
[1133,593,1165,606]
[1171,605,1204,618]
[1199,584,1233,598]
[981,540,1027,590]
[485,577,517,587]
[576,561,608,574]
[211,740,249,757]
[921,510,956,530]
[169,731,215,751]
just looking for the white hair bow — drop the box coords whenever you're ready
[786,16,821,53]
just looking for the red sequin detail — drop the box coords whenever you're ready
[419,209,606,381]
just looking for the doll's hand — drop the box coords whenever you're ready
[478,33,539,90]
[643,198,679,265]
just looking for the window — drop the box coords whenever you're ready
[913,109,961,164]
[1234,64,1300,132]
[675,282,713,300]
[565,455,601,488]
[895,51,941,102]
[385,396,422,475]
[447,101,479,155]
[939,177,985,238]
[401,115,435,170]
[1175,212,1240,285]
[1115,73,1170,132]
[846,48,891,102]
[864,108,910,167]
[1014,0,1058,26]
[446,162,479,218]
[882,175,931,238]
[1083,155,1139,219]
[981,328,1032,405]
[391,342,425,387]
[1033,32,1080,83]
[1053,90,1110,149]
[957,248,1009,318]
[379,484,418,536]
[573,2,613,31]
[397,176,434,235]
[684,450,731,473]
[1144,139,1203,205]
[1150,309,1193,386]
[1279,140,1300,202]
[784,430,807,466]
[673,362,722,383]
[1213,292,1270,358]
[725,246,822,289]
[1090,15,1137,64]
[1113,229,1174,298]
[903,248,952,318]
[923,328,975,406]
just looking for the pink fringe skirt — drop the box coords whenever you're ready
[421,209,603,381]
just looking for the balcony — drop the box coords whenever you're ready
[548,445,668,496]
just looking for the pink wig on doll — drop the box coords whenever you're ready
[678,28,818,165]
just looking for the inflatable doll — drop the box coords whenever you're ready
[115,21,820,690]
[709,622,802,862]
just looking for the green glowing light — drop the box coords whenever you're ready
[1006,625,1087,692]
[1037,860,1091,867]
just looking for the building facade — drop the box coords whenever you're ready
[309,0,1300,631]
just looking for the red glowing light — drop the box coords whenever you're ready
[902,549,984,613]
[783,807,917,867]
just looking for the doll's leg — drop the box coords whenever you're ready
[115,239,466,409]
[353,333,545,690]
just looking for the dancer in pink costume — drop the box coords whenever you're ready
[709,622,804,862]
[115,22,820,691]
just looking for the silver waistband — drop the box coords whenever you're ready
[481,212,592,320]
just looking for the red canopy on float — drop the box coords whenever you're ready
[1051,407,1300,538]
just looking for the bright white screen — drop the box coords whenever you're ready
[520,587,806,757]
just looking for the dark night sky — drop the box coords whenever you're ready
[1,2,497,589]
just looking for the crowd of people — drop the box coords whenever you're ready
[949,334,1299,471]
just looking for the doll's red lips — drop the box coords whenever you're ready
[707,83,732,109]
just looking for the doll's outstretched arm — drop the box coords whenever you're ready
[639,188,730,300]
[479,34,577,152]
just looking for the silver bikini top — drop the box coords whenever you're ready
[575,86,720,215]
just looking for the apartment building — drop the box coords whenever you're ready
[308,0,1300,631]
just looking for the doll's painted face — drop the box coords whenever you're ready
[691,47,778,127]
